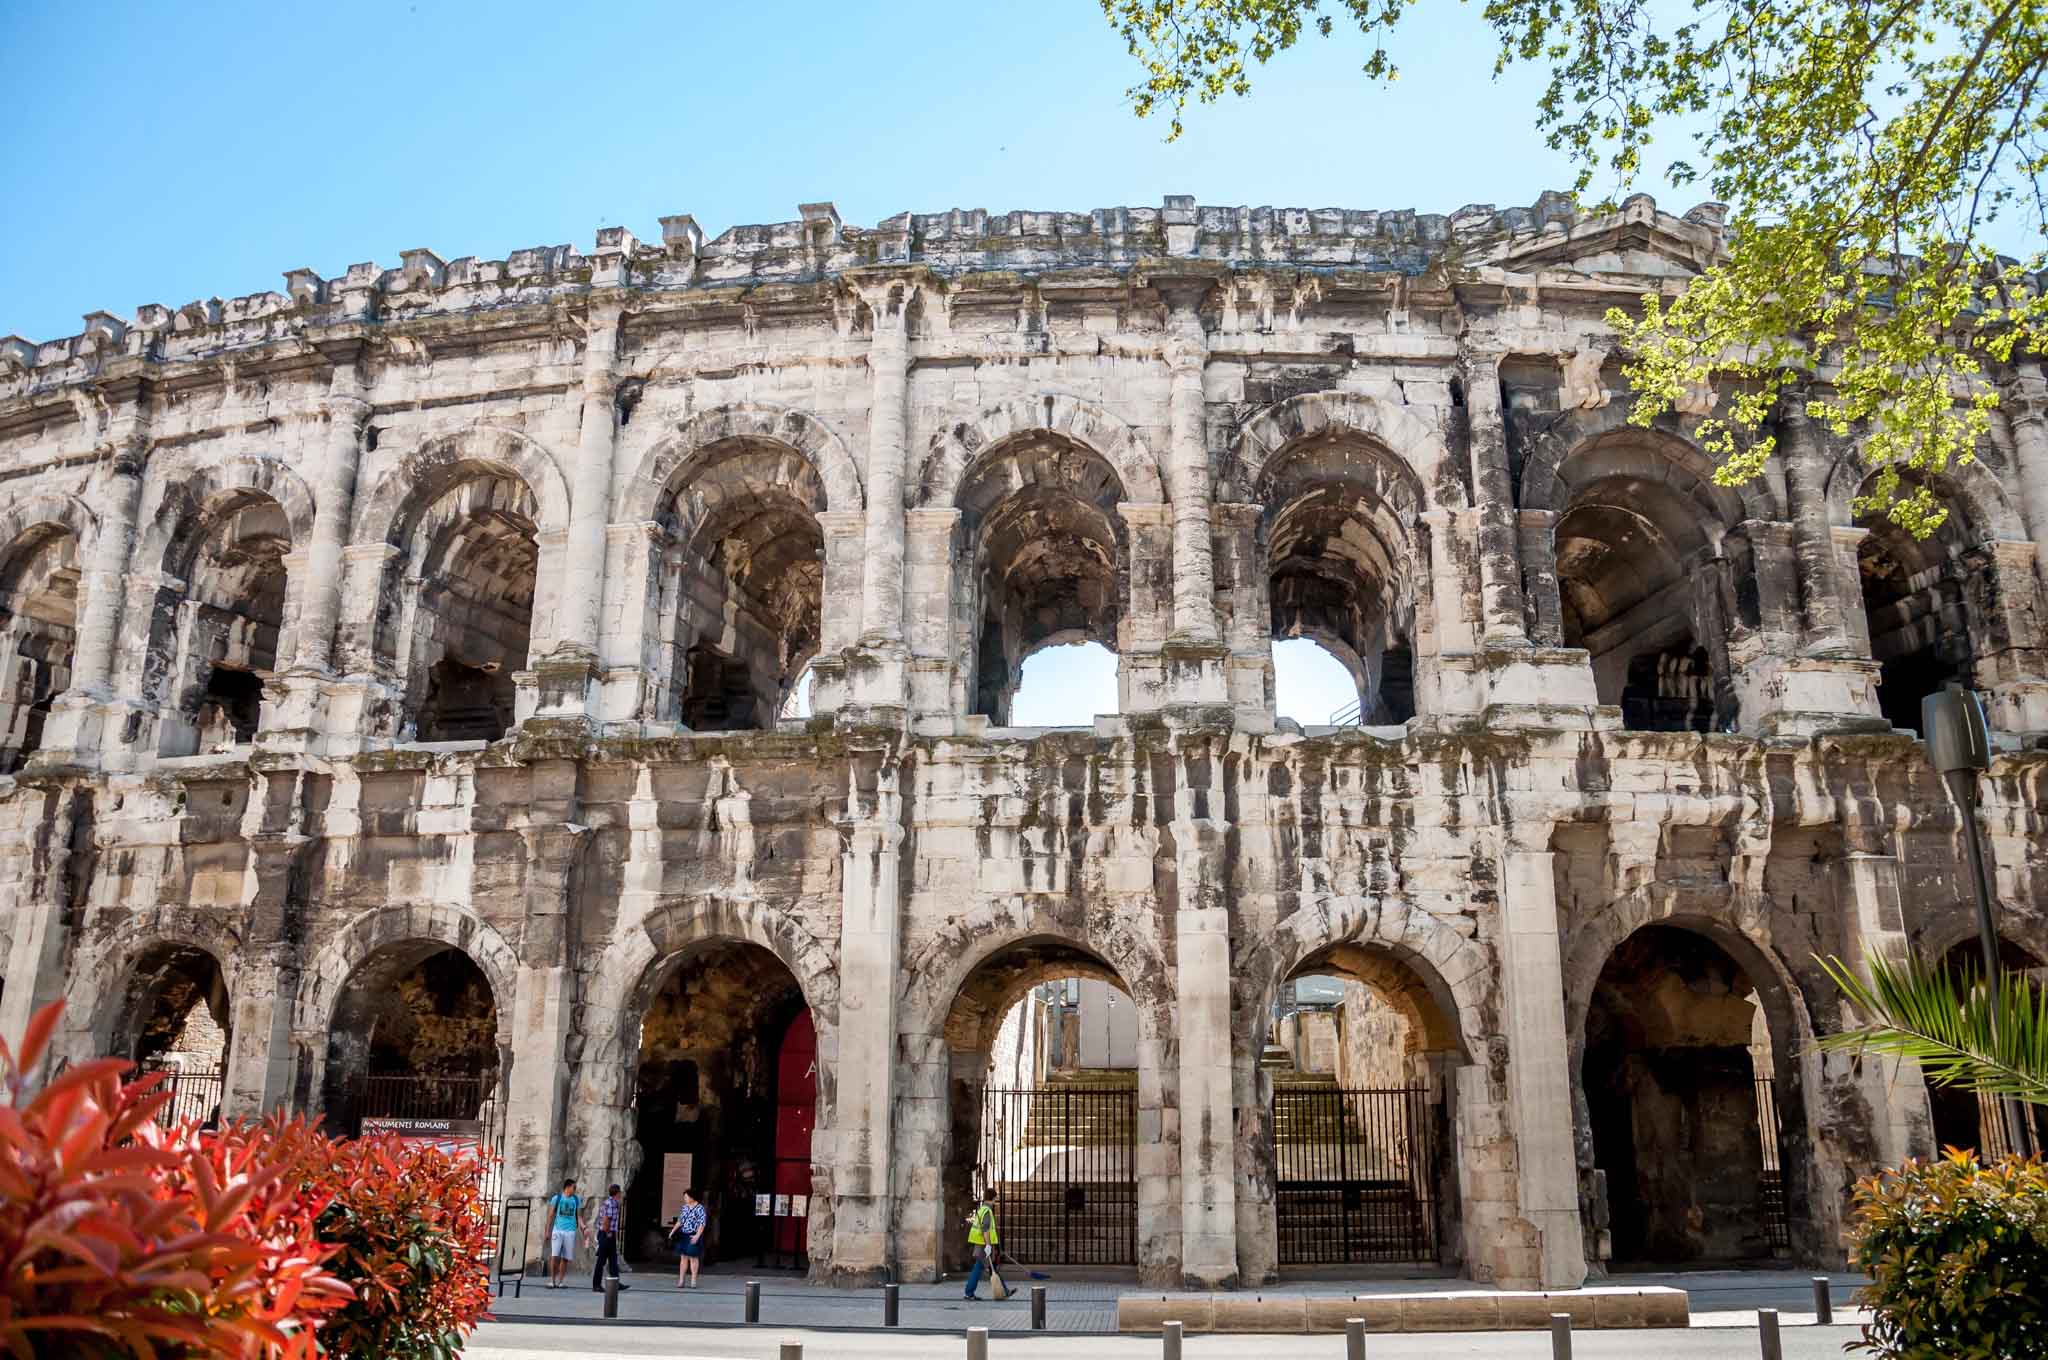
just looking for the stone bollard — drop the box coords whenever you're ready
[884,1283,900,1327]
[779,1342,802,1360]
[745,1280,761,1324]
[602,1276,619,1320]
[1345,1316,1366,1360]
[966,1324,989,1360]
[1162,1319,1183,1360]
[1549,1312,1572,1360]
[1031,1285,1047,1330]
[1759,1308,1783,1360]
[1812,1277,1832,1325]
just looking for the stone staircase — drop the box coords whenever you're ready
[1019,1069,1136,1148]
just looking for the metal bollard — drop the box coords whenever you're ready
[1345,1316,1366,1360]
[1549,1312,1572,1360]
[779,1343,802,1360]
[883,1283,900,1327]
[1812,1276,1833,1325]
[602,1276,619,1319]
[1162,1319,1183,1360]
[967,1324,989,1360]
[1759,1308,1783,1360]
[1031,1285,1047,1330]
[744,1280,761,1324]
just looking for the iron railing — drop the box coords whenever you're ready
[1273,1085,1440,1265]
[139,1064,225,1129]
[1755,1078,1791,1255]
[978,1085,1137,1265]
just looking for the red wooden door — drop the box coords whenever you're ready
[772,1009,816,1256]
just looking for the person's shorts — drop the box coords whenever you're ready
[550,1228,576,1259]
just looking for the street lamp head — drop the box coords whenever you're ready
[1923,682,1991,774]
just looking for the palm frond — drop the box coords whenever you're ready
[1816,953,2048,1107]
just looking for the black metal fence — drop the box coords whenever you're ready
[344,1072,504,1214]
[139,1064,225,1129]
[978,1085,1137,1265]
[1273,1085,1440,1265]
[1755,1078,1791,1254]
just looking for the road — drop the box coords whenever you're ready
[469,1319,1866,1358]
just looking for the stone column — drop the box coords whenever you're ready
[1171,741,1236,1285]
[1465,350,1528,643]
[39,391,148,763]
[830,750,903,1283]
[291,362,370,675]
[1518,510,1564,646]
[902,508,959,724]
[1213,502,1271,721]
[560,306,622,659]
[0,786,93,1067]
[810,510,868,718]
[222,795,313,1117]
[860,292,910,647]
[1814,852,1934,1257]
[1116,503,1174,714]
[2002,359,2048,564]
[501,767,587,1270]
[1964,540,2048,732]
[1831,527,1874,657]
[1164,316,1219,644]
[1499,841,1591,1287]
[1779,395,1854,654]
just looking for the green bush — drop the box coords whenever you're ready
[1849,1150,2048,1359]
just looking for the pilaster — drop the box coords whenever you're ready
[1463,347,1529,644]
[1498,844,1590,1288]
[829,749,904,1283]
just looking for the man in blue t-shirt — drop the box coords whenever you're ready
[544,1177,582,1288]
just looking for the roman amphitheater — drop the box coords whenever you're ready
[0,192,2042,1290]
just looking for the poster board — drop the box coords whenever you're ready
[361,1116,484,1161]
[660,1152,694,1224]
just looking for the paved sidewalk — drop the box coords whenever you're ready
[469,1319,1871,1358]
[488,1266,1873,1335]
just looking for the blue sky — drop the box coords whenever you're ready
[0,0,1676,727]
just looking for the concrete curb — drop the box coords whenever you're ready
[1117,1286,1690,1333]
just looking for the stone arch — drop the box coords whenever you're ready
[1520,412,1776,525]
[1824,446,2026,543]
[292,904,521,1041]
[133,452,317,580]
[916,394,1165,509]
[1235,894,1486,1067]
[0,493,95,770]
[622,403,864,523]
[1561,901,1814,1068]
[594,896,843,1042]
[1235,391,1463,511]
[351,424,572,548]
[0,491,98,560]
[75,915,243,1063]
[899,897,1172,1043]
[568,898,842,1273]
[895,900,1176,1284]
[1562,901,1820,1263]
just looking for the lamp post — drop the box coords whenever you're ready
[1922,682,2031,1155]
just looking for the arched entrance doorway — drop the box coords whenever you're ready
[321,943,503,1144]
[1265,946,1461,1269]
[109,943,231,1127]
[1922,936,2044,1158]
[1583,925,1794,1265]
[941,940,1148,1272]
[631,942,814,1268]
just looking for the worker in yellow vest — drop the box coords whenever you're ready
[963,1191,1000,1300]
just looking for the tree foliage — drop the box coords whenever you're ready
[1102,0,2048,535]
[1817,953,2048,1108]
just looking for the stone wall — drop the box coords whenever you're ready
[2,192,2045,1291]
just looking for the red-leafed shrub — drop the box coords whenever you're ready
[304,1135,495,1360]
[0,1002,352,1359]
